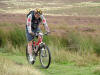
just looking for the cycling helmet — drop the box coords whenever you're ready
[35,9,42,15]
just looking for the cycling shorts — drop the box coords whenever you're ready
[26,26,41,42]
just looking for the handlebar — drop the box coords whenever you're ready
[34,32,49,37]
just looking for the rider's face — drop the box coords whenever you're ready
[35,13,40,19]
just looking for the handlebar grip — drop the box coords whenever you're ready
[44,32,48,35]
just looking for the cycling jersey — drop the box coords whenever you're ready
[26,11,49,33]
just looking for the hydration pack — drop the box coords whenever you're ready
[27,10,34,17]
[27,10,42,29]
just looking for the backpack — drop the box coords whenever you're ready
[27,10,34,17]
[26,10,42,29]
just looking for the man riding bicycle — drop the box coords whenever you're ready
[26,9,50,63]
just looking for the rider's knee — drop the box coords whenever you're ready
[28,41,32,46]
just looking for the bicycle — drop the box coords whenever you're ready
[26,32,51,69]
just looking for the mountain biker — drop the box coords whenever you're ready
[26,9,50,63]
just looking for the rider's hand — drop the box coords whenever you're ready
[47,31,50,34]
[30,32,34,36]
[46,31,50,35]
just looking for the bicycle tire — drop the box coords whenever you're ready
[39,44,51,69]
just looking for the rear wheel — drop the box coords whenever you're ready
[26,45,35,64]
[39,44,51,69]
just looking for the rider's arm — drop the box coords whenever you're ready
[27,14,32,34]
[40,15,50,33]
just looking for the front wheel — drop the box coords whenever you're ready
[39,44,51,69]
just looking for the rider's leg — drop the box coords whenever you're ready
[26,27,35,62]
[28,41,33,55]
[28,40,36,62]
[27,40,34,62]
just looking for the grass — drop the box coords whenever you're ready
[0,53,99,75]
[93,66,100,75]
[8,28,26,47]
[0,24,100,64]
[0,55,43,75]
[0,23,100,75]
[0,30,7,47]
[92,36,100,56]
[40,64,96,75]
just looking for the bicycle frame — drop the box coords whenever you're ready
[32,35,43,48]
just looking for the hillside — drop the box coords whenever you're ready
[0,0,100,75]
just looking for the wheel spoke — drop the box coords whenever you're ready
[40,45,51,68]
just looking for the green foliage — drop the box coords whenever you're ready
[93,37,100,56]
[8,28,26,47]
[66,32,94,53]
[43,35,67,49]
[0,27,26,54]
[0,30,7,47]
[93,67,100,75]
[0,25,100,64]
